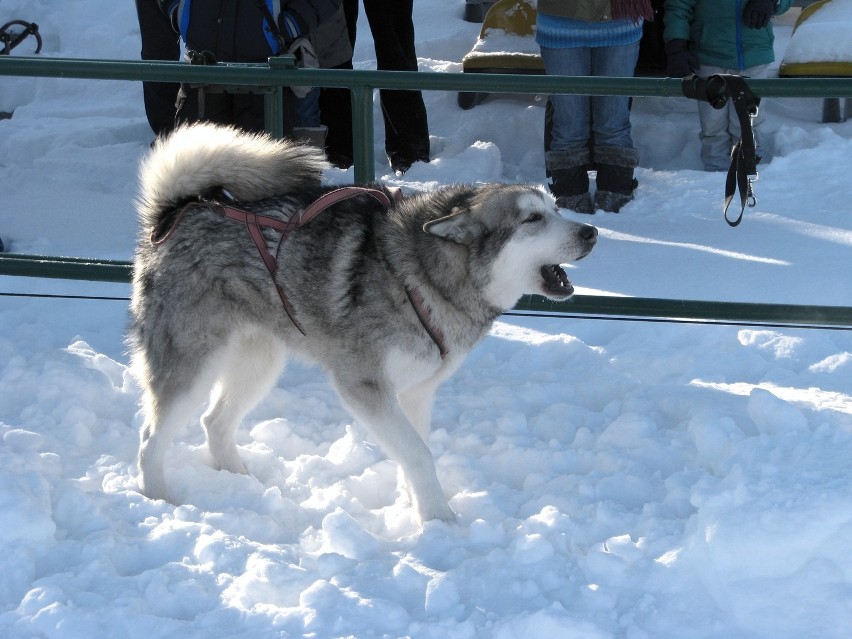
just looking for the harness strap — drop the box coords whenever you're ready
[405,287,448,359]
[295,186,448,359]
[151,186,448,358]
[301,186,397,222]
[254,0,288,53]
[217,205,304,333]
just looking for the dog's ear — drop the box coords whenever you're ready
[423,208,485,245]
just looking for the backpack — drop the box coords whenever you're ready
[175,0,286,61]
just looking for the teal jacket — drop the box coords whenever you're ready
[663,0,793,70]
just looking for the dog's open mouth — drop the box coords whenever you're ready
[540,264,574,298]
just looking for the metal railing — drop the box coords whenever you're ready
[4,55,852,182]
[2,55,851,328]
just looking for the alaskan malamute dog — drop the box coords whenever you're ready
[130,123,596,523]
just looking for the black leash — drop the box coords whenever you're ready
[174,49,218,124]
[681,74,761,227]
[0,20,42,56]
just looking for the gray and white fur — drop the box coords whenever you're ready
[130,122,596,524]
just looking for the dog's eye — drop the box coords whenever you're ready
[523,212,544,224]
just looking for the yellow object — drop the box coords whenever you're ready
[461,0,544,72]
[479,0,537,36]
[779,0,852,77]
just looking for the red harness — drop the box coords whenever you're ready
[151,186,448,359]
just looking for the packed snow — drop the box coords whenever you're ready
[781,0,852,65]
[1,1,851,637]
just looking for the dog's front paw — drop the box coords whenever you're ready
[418,499,457,525]
[138,474,174,504]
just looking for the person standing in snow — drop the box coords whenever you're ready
[320,0,431,175]
[537,0,655,214]
[663,0,793,171]
[135,0,193,137]
[292,6,353,148]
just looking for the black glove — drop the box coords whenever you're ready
[665,39,692,78]
[743,0,776,29]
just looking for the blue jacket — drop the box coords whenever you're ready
[664,0,793,71]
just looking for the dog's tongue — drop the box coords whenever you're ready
[541,264,574,297]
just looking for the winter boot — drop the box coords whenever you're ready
[545,148,594,214]
[593,145,640,213]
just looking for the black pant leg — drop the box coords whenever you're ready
[319,60,355,168]
[362,0,429,163]
[135,0,183,136]
[319,0,358,168]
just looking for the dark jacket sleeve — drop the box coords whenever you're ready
[662,0,696,42]
[285,0,343,35]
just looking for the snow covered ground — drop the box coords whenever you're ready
[1,1,851,637]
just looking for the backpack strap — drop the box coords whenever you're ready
[255,0,287,54]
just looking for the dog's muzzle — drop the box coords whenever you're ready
[540,224,597,299]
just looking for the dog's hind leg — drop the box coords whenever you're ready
[138,372,214,502]
[201,329,286,475]
[332,375,455,523]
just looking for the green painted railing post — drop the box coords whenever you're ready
[1,56,852,327]
[350,86,375,184]
[263,86,284,138]
[265,56,295,138]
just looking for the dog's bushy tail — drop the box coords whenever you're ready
[137,122,328,227]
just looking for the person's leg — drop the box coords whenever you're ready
[319,61,355,168]
[294,88,327,148]
[695,64,735,171]
[697,101,733,171]
[319,0,358,168]
[135,0,182,136]
[540,46,594,212]
[589,42,641,212]
[589,41,639,150]
[540,45,592,152]
[362,0,430,171]
[295,88,322,128]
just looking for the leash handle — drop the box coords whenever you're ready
[175,49,218,124]
[681,74,761,227]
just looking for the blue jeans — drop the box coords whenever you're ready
[540,41,640,151]
[295,87,321,128]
